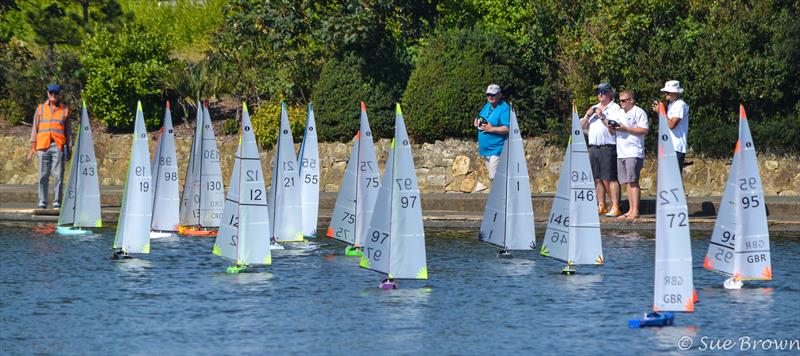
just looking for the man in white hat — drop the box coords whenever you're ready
[473,84,509,180]
[653,80,689,173]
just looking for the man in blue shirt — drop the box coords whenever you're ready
[473,84,510,180]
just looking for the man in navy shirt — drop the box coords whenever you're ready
[473,84,510,180]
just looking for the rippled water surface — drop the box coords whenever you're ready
[2,224,799,355]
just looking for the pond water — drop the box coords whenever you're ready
[1,224,798,354]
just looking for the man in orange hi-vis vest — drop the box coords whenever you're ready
[27,84,71,209]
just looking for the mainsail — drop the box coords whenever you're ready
[705,105,772,281]
[298,103,320,237]
[197,103,225,227]
[327,102,380,247]
[113,102,154,254]
[179,102,203,226]
[213,103,271,266]
[541,105,603,267]
[150,101,180,232]
[268,102,304,242]
[59,100,102,228]
[653,102,695,312]
[478,106,535,250]
[360,104,427,280]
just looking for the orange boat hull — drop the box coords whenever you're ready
[178,226,218,237]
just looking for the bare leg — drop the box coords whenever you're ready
[609,180,620,208]
[627,182,641,217]
[595,179,606,209]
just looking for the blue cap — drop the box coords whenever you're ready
[47,84,61,93]
[596,82,612,94]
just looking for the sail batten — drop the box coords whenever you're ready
[479,106,535,250]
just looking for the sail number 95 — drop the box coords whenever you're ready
[714,248,733,263]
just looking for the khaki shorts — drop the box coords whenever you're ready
[484,155,500,180]
[617,157,643,184]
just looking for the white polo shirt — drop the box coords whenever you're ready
[614,105,648,159]
[587,101,621,145]
[667,99,689,153]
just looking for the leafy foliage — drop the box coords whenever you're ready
[250,103,307,149]
[81,24,173,131]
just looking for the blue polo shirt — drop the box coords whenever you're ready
[477,100,510,156]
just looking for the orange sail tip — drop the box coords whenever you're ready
[703,255,714,270]
[658,102,667,116]
[693,289,700,304]
[354,131,360,140]
[739,104,747,120]
[734,140,741,153]
[166,100,170,109]
[326,227,334,238]
[761,266,773,280]
[360,101,366,111]
[595,255,604,265]
[684,299,695,312]
[734,272,743,281]
[571,102,577,113]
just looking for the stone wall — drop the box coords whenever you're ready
[1,134,798,196]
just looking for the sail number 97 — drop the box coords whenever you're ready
[364,247,382,261]
[395,178,413,190]
[371,230,389,244]
[401,195,417,208]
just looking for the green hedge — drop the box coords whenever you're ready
[250,103,306,149]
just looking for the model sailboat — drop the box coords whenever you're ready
[213,103,271,273]
[629,102,695,327]
[327,102,381,256]
[360,104,427,289]
[705,105,772,290]
[178,102,224,236]
[150,101,179,238]
[57,100,102,235]
[112,102,154,259]
[268,102,304,244]
[540,104,603,274]
[298,103,320,238]
[478,106,535,257]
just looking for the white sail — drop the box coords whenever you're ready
[541,105,603,266]
[113,102,154,254]
[179,103,203,226]
[478,106,535,250]
[150,101,180,231]
[327,102,381,247]
[360,104,427,280]
[59,100,102,228]
[198,103,224,227]
[213,103,271,266]
[706,105,771,281]
[298,103,320,237]
[327,134,359,244]
[268,102,304,242]
[653,102,695,312]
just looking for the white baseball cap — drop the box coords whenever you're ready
[660,80,684,94]
[485,84,501,95]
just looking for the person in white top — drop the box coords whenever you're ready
[580,82,623,217]
[653,80,689,173]
[612,90,649,219]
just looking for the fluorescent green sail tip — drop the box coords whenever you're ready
[212,244,222,256]
[263,255,272,265]
[226,265,246,274]
[82,99,87,108]
[143,243,150,254]
[390,138,396,149]
[243,102,249,114]
[359,257,370,268]
[137,101,143,111]
[416,267,428,279]
[94,218,102,227]
[540,245,550,256]
[396,103,402,115]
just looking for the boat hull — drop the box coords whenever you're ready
[56,226,92,236]
[629,312,675,328]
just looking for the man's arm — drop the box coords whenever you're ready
[27,106,40,160]
[63,106,71,160]
[667,116,681,129]
[579,107,594,129]
[481,123,509,134]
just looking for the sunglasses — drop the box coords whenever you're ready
[486,93,497,97]
[48,91,60,95]
[619,98,632,103]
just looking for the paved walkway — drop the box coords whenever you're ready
[2,185,799,232]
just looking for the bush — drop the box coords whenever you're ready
[251,103,307,149]
[401,26,514,142]
[0,98,25,125]
[311,53,399,141]
[81,24,173,131]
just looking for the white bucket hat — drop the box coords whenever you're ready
[660,80,684,94]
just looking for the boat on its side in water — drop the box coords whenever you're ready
[327,102,381,256]
[478,105,535,258]
[705,105,772,290]
[540,104,603,275]
[298,103,320,239]
[57,100,101,236]
[178,102,224,237]
[629,102,696,328]
[268,102,304,246]
[149,101,179,239]
[360,104,427,289]
[112,102,154,259]
[213,103,271,273]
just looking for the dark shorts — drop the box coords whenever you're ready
[589,145,618,181]
[676,152,686,173]
[617,157,644,184]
